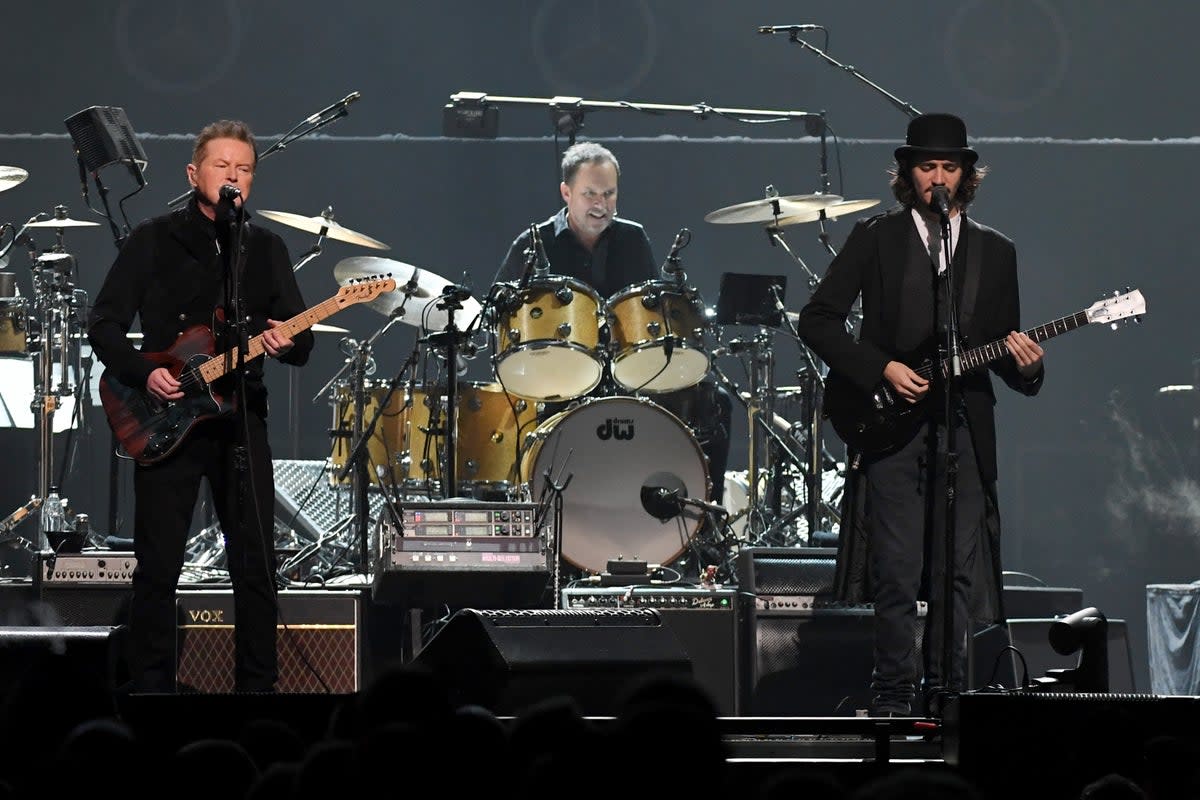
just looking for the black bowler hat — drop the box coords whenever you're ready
[894,112,978,166]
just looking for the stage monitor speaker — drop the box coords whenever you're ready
[945,692,1200,799]
[969,618,1135,692]
[176,588,361,693]
[0,626,122,694]
[735,547,837,596]
[745,604,926,716]
[412,608,693,715]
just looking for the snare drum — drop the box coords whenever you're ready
[455,381,539,497]
[607,280,709,393]
[492,276,606,401]
[521,396,710,574]
[0,298,28,356]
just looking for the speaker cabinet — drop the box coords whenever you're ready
[970,618,1135,692]
[0,626,121,693]
[735,547,838,596]
[745,604,926,716]
[412,608,692,715]
[176,589,361,693]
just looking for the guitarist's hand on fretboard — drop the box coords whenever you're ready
[883,360,930,404]
[147,367,184,402]
[1006,331,1044,378]
[262,318,295,359]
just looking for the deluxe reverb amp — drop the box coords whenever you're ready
[373,501,548,608]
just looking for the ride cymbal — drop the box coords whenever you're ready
[333,256,482,332]
[704,192,843,225]
[775,198,882,227]
[258,208,389,250]
[26,216,100,228]
[0,167,28,193]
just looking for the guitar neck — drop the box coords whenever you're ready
[917,308,1089,380]
[197,295,342,383]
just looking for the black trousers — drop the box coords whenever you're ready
[128,412,278,692]
[864,416,984,712]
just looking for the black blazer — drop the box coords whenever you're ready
[796,207,1043,480]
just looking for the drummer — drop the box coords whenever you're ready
[494,141,732,502]
[497,141,654,297]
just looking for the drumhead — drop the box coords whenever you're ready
[522,396,710,574]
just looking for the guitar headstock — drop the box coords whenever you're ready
[336,274,398,306]
[1086,287,1146,330]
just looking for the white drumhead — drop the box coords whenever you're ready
[524,396,710,574]
[612,346,709,393]
[495,345,603,401]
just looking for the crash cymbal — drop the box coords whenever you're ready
[0,167,28,193]
[704,192,843,225]
[259,208,389,250]
[312,323,350,334]
[333,256,482,332]
[775,198,882,227]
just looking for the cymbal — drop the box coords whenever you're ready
[312,323,349,334]
[775,198,882,227]
[704,192,843,225]
[26,215,100,228]
[258,208,389,250]
[333,256,482,332]
[0,167,28,193]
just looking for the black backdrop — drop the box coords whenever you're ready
[1,0,1197,692]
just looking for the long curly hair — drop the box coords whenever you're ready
[888,157,988,210]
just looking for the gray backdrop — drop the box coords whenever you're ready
[2,0,1197,691]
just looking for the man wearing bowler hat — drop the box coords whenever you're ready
[796,113,1045,716]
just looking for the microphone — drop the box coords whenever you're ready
[640,485,682,522]
[305,91,362,124]
[768,283,789,327]
[758,24,822,34]
[930,186,951,218]
[219,185,241,201]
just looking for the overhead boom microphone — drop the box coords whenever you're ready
[305,91,362,124]
[758,24,823,34]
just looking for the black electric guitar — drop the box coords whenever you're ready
[99,276,395,465]
[823,288,1146,456]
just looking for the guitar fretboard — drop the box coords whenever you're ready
[914,309,1088,381]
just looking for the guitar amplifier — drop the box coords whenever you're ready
[560,586,742,715]
[32,550,135,627]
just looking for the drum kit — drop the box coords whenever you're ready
[0,167,102,554]
[259,185,879,584]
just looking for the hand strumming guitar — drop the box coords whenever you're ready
[883,360,930,404]
[147,367,184,402]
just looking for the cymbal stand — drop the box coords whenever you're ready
[421,285,473,498]
[332,309,409,572]
[29,252,83,549]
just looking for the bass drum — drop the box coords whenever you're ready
[521,396,710,574]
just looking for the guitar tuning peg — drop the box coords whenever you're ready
[1110,322,1118,331]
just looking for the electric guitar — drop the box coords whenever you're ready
[822,288,1146,456]
[99,276,395,465]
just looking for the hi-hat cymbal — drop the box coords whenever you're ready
[259,208,389,250]
[27,215,100,228]
[704,192,843,225]
[333,256,482,332]
[0,167,28,193]
[775,198,882,227]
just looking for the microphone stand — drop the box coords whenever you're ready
[936,203,961,710]
[217,197,252,573]
[774,30,922,119]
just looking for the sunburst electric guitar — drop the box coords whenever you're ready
[822,288,1147,456]
[99,276,395,465]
